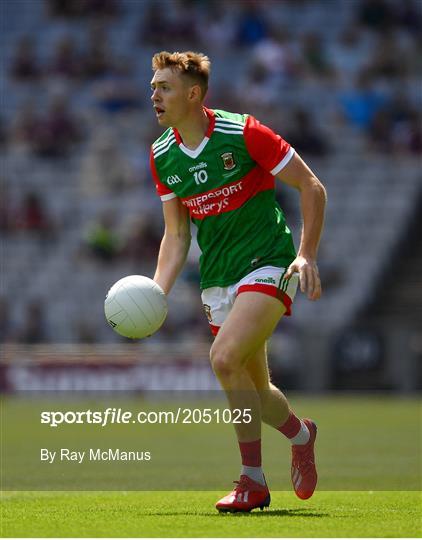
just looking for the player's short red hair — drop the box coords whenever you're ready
[152,51,210,99]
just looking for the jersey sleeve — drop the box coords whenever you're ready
[149,148,177,202]
[244,115,295,175]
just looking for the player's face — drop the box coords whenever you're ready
[150,68,190,127]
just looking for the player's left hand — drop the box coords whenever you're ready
[284,255,322,301]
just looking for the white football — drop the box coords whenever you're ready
[104,275,167,339]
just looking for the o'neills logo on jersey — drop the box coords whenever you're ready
[189,162,207,173]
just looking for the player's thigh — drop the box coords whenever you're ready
[211,291,286,367]
[245,343,272,391]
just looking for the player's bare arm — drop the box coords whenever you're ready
[153,197,191,295]
[276,153,327,301]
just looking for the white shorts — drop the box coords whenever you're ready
[201,265,299,336]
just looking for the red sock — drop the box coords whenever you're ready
[277,411,301,439]
[238,439,261,467]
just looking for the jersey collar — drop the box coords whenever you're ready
[173,107,215,159]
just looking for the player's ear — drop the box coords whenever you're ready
[188,84,202,102]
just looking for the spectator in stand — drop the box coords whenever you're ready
[389,91,417,125]
[236,62,278,109]
[93,60,140,114]
[83,0,119,18]
[17,300,47,344]
[47,0,119,18]
[9,35,42,82]
[11,96,81,158]
[394,0,421,35]
[79,128,135,196]
[137,2,170,47]
[236,1,269,47]
[329,25,370,86]
[82,211,121,263]
[0,115,8,149]
[369,108,393,153]
[201,4,235,51]
[48,35,82,80]
[367,31,408,80]
[396,113,422,155]
[47,0,81,17]
[121,215,162,265]
[165,0,200,47]
[138,0,199,48]
[0,184,12,233]
[251,26,300,87]
[34,95,82,158]
[301,31,334,80]
[0,297,16,343]
[369,92,422,154]
[406,29,422,75]
[15,192,55,239]
[358,0,395,32]
[83,24,113,80]
[286,108,328,157]
[339,70,388,129]
[11,100,44,153]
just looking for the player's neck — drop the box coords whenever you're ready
[175,107,209,150]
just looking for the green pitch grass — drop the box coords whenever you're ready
[2,490,421,537]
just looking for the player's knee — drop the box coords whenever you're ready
[209,341,242,379]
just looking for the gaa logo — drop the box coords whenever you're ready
[167,174,182,185]
[221,152,236,170]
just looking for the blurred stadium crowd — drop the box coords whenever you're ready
[0,0,421,366]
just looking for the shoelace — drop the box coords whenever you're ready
[292,445,315,475]
[233,479,250,492]
[293,461,314,476]
[233,477,267,493]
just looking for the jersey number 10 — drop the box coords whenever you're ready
[193,170,208,185]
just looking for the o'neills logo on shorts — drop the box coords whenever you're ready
[255,277,276,285]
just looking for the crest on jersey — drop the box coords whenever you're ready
[203,304,212,323]
[221,152,236,170]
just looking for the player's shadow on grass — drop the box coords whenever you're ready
[251,508,329,518]
[147,508,329,518]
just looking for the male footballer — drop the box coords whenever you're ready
[149,51,326,512]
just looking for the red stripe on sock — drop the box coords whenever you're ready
[238,439,261,467]
[277,411,301,439]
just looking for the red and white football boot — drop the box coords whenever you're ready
[216,475,270,513]
[291,418,318,499]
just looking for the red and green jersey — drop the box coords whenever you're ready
[150,108,297,290]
